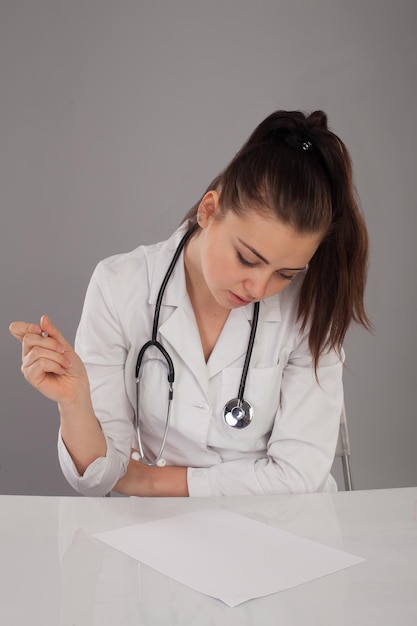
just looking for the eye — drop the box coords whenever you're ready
[237,251,256,268]
[277,272,296,281]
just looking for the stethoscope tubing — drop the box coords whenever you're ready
[133,226,197,466]
[133,223,258,465]
[237,300,259,403]
[151,224,199,341]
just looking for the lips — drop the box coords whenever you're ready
[229,291,252,306]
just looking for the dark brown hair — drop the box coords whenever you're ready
[183,110,371,369]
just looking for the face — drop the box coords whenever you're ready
[191,192,323,310]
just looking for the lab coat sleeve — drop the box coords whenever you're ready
[57,260,135,496]
[57,430,126,497]
[187,341,343,497]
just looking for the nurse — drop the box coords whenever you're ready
[10,110,370,497]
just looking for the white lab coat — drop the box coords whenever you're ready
[58,223,343,497]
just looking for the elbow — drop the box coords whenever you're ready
[60,451,127,497]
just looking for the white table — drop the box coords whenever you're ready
[1,487,416,625]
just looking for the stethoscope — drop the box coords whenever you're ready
[131,224,260,466]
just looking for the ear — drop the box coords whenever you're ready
[197,190,221,227]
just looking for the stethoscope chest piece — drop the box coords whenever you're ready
[223,398,253,429]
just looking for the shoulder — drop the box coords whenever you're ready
[279,274,303,312]
[96,223,189,280]
[92,228,179,289]
[97,240,159,279]
[87,224,189,308]
[265,275,303,329]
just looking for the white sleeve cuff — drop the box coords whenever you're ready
[57,429,126,497]
[187,467,213,497]
[187,461,264,497]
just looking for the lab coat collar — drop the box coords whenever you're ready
[157,303,262,386]
[148,223,191,308]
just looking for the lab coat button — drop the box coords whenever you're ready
[192,469,203,477]
[194,403,209,412]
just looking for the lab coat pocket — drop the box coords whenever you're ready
[217,364,283,446]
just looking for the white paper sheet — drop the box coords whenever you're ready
[93,508,365,607]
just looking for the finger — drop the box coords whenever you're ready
[9,321,42,342]
[22,331,66,359]
[39,315,73,351]
[22,357,70,386]
[22,345,72,372]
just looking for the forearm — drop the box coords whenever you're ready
[59,393,107,476]
[114,453,189,497]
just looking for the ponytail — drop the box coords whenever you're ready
[183,110,371,369]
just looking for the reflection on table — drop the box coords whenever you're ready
[0,487,416,625]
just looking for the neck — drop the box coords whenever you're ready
[183,234,215,312]
[183,234,230,361]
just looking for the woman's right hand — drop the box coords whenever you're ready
[9,314,90,406]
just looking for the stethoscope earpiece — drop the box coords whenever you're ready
[131,450,166,467]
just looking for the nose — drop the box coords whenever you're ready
[244,272,271,300]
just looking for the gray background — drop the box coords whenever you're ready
[1,0,416,495]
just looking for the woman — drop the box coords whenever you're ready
[10,110,370,497]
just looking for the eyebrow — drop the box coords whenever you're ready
[238,239,308,272]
